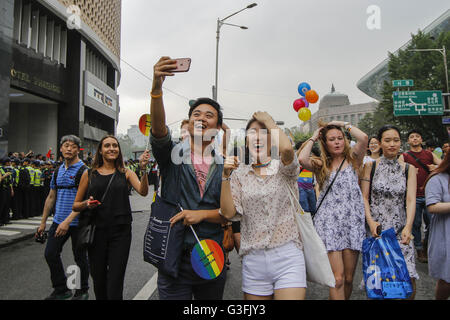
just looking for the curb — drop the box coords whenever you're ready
[0,232,36,249]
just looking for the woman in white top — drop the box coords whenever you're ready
[220,111,305,300]
[363,137,382,165]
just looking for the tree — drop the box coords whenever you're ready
[362,30,450,145]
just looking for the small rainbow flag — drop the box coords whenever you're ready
[139,114,152,136]
[191,239,224,280]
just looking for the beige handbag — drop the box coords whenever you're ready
[286,182,336,288]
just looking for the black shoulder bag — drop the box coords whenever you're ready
[313,157,346,217]
[143,162,185,278]
[77,170,116,249]
[406,151,430,174]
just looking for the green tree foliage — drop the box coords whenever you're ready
[360,30,450,144]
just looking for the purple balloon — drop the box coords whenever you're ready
[301,97,309,108]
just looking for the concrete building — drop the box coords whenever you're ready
[357,9,450,101]
[127,125,147,148]
[299,84,378,134]
[0,0,121,158]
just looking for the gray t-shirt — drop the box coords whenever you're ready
[425,173,450,282]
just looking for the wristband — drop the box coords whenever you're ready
[308,138,316,144]
[222,177,231,181]
[150,91,163,99]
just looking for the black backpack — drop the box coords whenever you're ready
[53,164,88,190]
[18,167,31,188]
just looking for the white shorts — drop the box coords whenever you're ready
[242,241,307,296]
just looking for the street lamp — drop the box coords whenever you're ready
[408,46,449,111]
[213,3,257,102]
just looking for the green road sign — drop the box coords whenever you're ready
[392,79,414,87]
[393,90,443,116]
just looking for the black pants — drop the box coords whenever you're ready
[23,187,31,218]
[44,222,90,292]
[88,224,132,300]
[157,248,227,300]
[0,188,9,224]
[13,187,25,219]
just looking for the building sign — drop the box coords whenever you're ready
[86,82,117,111]
[10,68,62,95]
[393,90,444,116]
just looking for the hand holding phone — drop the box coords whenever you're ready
[171,58,191,73]
[87,196,101,208]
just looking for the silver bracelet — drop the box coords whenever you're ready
[222,177,231,181]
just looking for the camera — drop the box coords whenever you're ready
[35,231,48,244]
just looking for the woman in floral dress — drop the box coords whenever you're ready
[361,125,418,299]
[298,120,368,300]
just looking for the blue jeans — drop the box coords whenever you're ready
[412,197,431,250]
[44,222,90,292]
[299,188,317,213]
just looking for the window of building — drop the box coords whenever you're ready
[13,0,67,67]
[86,46,108,84]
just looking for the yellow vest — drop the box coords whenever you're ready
[34,169,42,187]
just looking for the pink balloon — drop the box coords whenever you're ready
[293,98,306,112]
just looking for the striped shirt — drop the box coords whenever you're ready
[50,160,86,226]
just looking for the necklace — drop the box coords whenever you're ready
[252,159,272,168]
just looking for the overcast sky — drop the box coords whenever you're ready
[116,0,450,135]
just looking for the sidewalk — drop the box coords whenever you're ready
[0,217,53,249]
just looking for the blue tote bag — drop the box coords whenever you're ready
[362,228,413,299]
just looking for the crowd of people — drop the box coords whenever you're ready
[1,55,449,301]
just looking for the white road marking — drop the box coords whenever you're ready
[13,220,52,225]
[0,230,21,236]
[29,217,53,221]
[2,224,39,230]
[133,272,158,300]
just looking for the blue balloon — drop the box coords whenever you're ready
[298,82,311,97]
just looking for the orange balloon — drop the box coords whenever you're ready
[305,90,319,104]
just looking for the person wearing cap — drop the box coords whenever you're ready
[30,160,42,217]
[10,158,22,220]
[4,158,16,222]
[149,57,228,300]
[22,158,35,219]
[36,135,90,300]
[0,158,14,225]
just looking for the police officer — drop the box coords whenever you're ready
[23,158,34,219]
[10,158,22,220]
[4,158,16,221]
[32,160,42,217]
[0,158,14,225]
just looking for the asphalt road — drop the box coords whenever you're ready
[0,189,438,300]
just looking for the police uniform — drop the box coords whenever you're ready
[11,159,22,220]
[0,158,13,225]
[23,159,34,219]
[32,161,42,217]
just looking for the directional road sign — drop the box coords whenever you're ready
[393,90,444,116]
[392,79,414,87]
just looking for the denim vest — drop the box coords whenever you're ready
[150,129,224,248]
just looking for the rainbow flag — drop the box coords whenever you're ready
[191,239,224,280]
[139,114,152,136]
[298,168,313,184]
